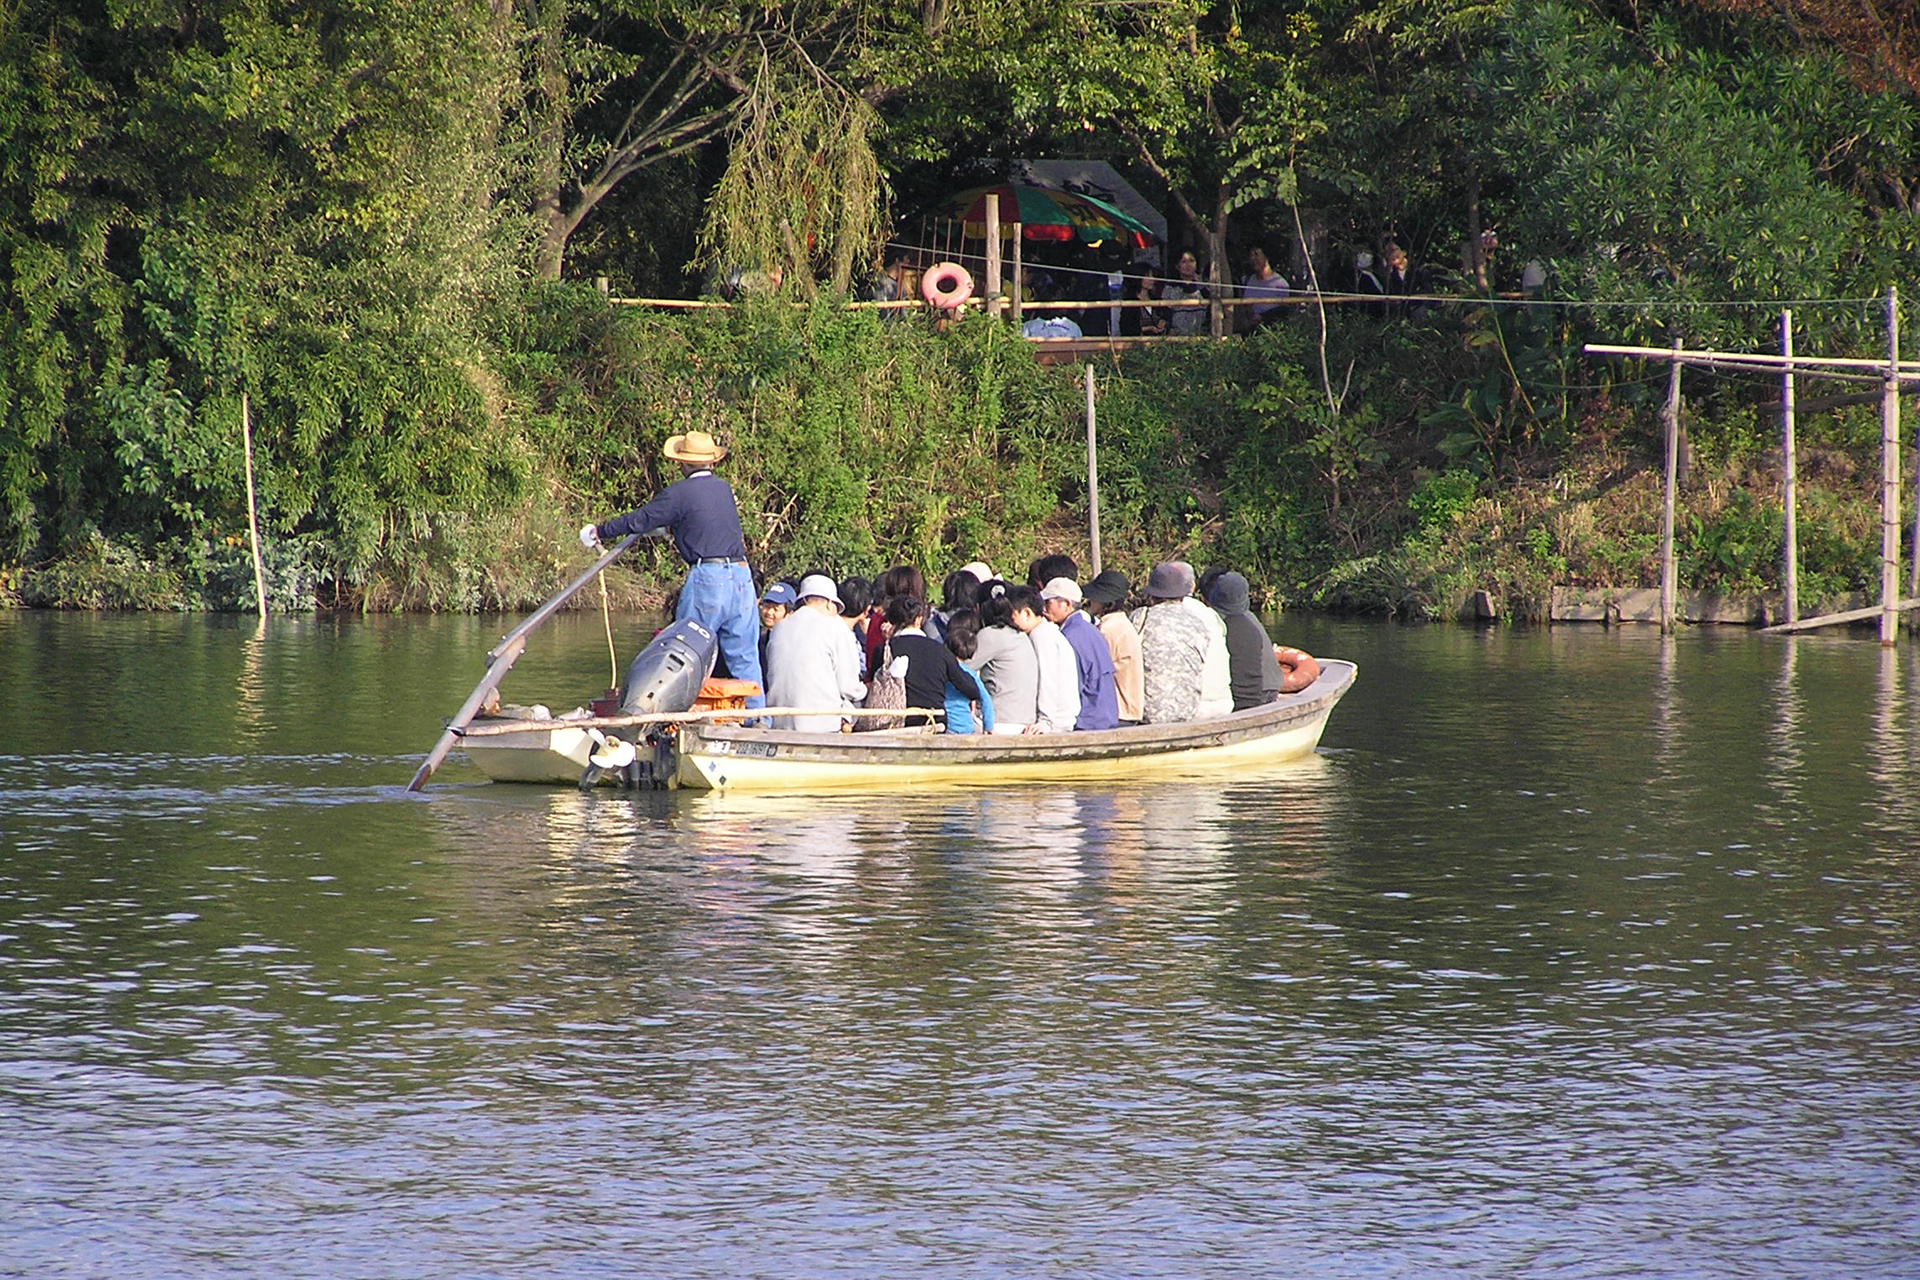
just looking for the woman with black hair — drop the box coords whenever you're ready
[969,580,1039,734]
[882,595,981,729]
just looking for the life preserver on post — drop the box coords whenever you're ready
[921,262,974,309]
[1273,646,1321,694]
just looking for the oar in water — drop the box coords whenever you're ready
[407,532,642,792]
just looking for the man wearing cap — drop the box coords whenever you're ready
[1128,562,1213,724]
[581,430,764,708]
[1005,584,1080,735]
[764,575,866,733]
[758,581,798,680]
[1040,578,1118,731]
[1083,570,1143,726]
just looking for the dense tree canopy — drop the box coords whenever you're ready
[1,0,1916,604]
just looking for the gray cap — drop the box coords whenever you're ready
[1145,561,1194,599]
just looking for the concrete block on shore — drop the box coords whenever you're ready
[1551,586,1780,626]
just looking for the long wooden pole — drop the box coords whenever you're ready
[1661,346,1682,633]
[1587,343,1920,373]
[985,194,1002,318]
[1781,312,1799,624]
[1883,286,1902,646]
[1909,294,1920,600]
[1085,365,1103,575]
[407,532,643,791]
[240,394,268,621]
[461,705,945,738]
[1011,225,1024,324]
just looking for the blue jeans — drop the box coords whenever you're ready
[677,562,765,708]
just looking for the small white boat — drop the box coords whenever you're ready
[458,660,1356,792]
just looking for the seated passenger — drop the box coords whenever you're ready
[1027,553,1079,593]
[869,565,930,663]
[1039,577,1118,731]
[837,575,873,676]
[1127,561,1212,724]
[932,569,982,639]
[1084,570,1142,726]
[1206,570,1284,709]
[1179,561,1235,720]
[765,575,866,732]
[758,580,798,683]
[971,581,1039,735]
[1005,583,1079,734]
[940,608,995,734]
[882,595,981,729]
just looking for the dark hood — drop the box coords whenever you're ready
[1207,570,1251,615]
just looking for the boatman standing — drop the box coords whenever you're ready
[579,430,765,709]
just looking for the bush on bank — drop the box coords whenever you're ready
[1,281,1899,620]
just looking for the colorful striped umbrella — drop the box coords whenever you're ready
[946,184,1158,249]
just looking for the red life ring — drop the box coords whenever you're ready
[1273,646,1321,694]
[921,262,974,309]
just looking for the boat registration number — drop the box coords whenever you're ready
[709,741,777,759]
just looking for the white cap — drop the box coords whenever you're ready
[961,561,994,583]
[1039,576,1083,605]
[796,574,843,609]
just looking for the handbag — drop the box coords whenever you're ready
[856,641,907,731]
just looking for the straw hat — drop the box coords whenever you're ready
[663,431,727,465]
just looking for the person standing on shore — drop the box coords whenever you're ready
[580,430,764,709]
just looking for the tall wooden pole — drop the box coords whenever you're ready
[1781,311,1799,624]
[1011,226,1024,324]
[241,393,268,621]
[1661,347,1682,633]
[1882,286,1901,646]
[985,194,1002,318]
[1085,365,1103,575]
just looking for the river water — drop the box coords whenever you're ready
[1,610,1916,1278]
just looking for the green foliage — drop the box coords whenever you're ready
[1472,0,1878,347]
[504,291,1075,581]
[1411,469,1480,529]
[1683,489,1778,592]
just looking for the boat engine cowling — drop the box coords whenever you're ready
[619,619,717,716]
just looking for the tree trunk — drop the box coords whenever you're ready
[1209,184,1230,339]
[526,0,571,279]
[1464,170,1486,292]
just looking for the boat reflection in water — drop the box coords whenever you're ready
[429,756,1344,977]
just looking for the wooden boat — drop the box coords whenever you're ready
[457,659,1356,792]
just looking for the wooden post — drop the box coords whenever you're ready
[1882,286,1901,646]
[241,393,268,621]
[985,194,1002,318]
[1781,311,1799,624]
[1661,346,1681,633]
[1085,365,1102,575]
[1011,225,1024,324]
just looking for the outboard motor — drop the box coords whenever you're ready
[619,619,718,716]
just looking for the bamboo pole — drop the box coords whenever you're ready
[1782,312,1799,624]
[1762,597,1920,634]
[985,195,1002,318]
[407,532,644,791]
[240,394,268,621]
[1086,365,1103,575]
[1883,286,1902,646]
[1012,225,1024,324]
[459,705,943,738]
[1661,346,1682,633]
[1586,343,1920,373]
